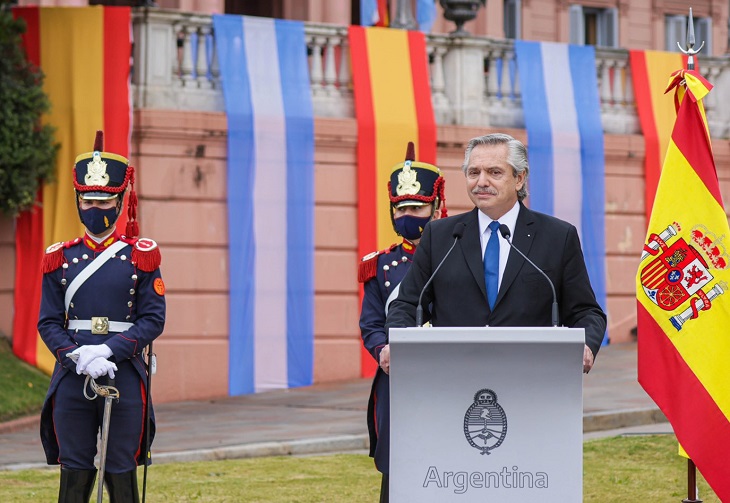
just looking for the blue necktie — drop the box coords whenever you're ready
[484,221,500,310]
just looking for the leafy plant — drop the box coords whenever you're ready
[0,6,58,217]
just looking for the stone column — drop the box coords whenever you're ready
[442,38,486,126]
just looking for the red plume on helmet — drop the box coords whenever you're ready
[93,130,104,152]
[405,141,415,162]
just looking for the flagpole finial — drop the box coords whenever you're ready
[677,7,705,70]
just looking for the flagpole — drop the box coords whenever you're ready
[677,7,704,503]
[682,459,702,503]
[676,7,703,71]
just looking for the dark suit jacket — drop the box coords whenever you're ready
[385,203,607,357]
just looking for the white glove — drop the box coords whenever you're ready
[84,357,117,380]
[69,344,113,374]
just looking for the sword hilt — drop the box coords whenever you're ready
[83,375,120,401]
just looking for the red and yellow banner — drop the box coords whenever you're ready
[375,0,389,27]
[637,70,730,500]
[12,6,131,373]
[349,26,436,376]
[629,50,688,222]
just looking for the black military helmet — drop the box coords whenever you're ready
[73,130,132,201]
[73,130,139,237]
[388,141,447,217]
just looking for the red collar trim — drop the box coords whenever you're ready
[402,239,417,254]
[84,231,120,252]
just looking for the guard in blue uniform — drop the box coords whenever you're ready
[358,142,447,502]
[38,131,165,502]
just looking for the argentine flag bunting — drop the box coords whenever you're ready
[361,0,380,26]
[515,41,608,344]
[213,15,315,394]
[417,0,437,32]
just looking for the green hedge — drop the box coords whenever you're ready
[0,7,58,217]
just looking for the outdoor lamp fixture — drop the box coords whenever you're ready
[439,0,486,35]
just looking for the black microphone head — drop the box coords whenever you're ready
[498,224,511,239]
[452,222,466,239]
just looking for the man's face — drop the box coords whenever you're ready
[465,144,524,220]
[79,198,117,211]
[393,204,433,220]
[392,203,438,244]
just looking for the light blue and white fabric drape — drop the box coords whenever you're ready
[214,15,315,394]
[417,0,437,33]
[515,41,608,344]
[361,0,380,26]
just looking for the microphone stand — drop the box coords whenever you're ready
[499,225,559,327]
[416,223,465,326]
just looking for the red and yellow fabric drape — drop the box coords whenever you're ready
[12,6,131,373]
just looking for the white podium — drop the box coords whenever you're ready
[389,326,585,502]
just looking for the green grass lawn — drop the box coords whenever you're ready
[0,336,49,423]
[0,435,720,502]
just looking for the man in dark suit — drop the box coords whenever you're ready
[385,133,606,372]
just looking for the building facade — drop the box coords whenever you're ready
[3,1,730,402]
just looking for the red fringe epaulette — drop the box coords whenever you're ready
[42,242,65,273]
[41,238,80,273]
[123,236,162,272]
[358,244,398,283]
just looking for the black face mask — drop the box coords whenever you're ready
[394,214,431,240]
[80,206,119,235]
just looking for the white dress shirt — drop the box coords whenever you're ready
[478,201,520,289]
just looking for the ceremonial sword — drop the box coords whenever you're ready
[67,352,120,503]
[86,376,120,503]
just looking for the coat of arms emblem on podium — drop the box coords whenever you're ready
[463,388,508,455]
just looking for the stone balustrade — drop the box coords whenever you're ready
[132,8,730,138]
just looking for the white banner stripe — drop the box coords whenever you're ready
[542,43,583,237]
[244,17,288,392]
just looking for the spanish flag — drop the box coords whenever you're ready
[349,26,436,375]
[12,6,131,374]
[629,50,688,222]
[637,70,730,500]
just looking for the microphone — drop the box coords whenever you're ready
[416,222,466,327]
[498,224,559,327]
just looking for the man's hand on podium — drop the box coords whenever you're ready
[583,345,594,374]
[379,344,391,375]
